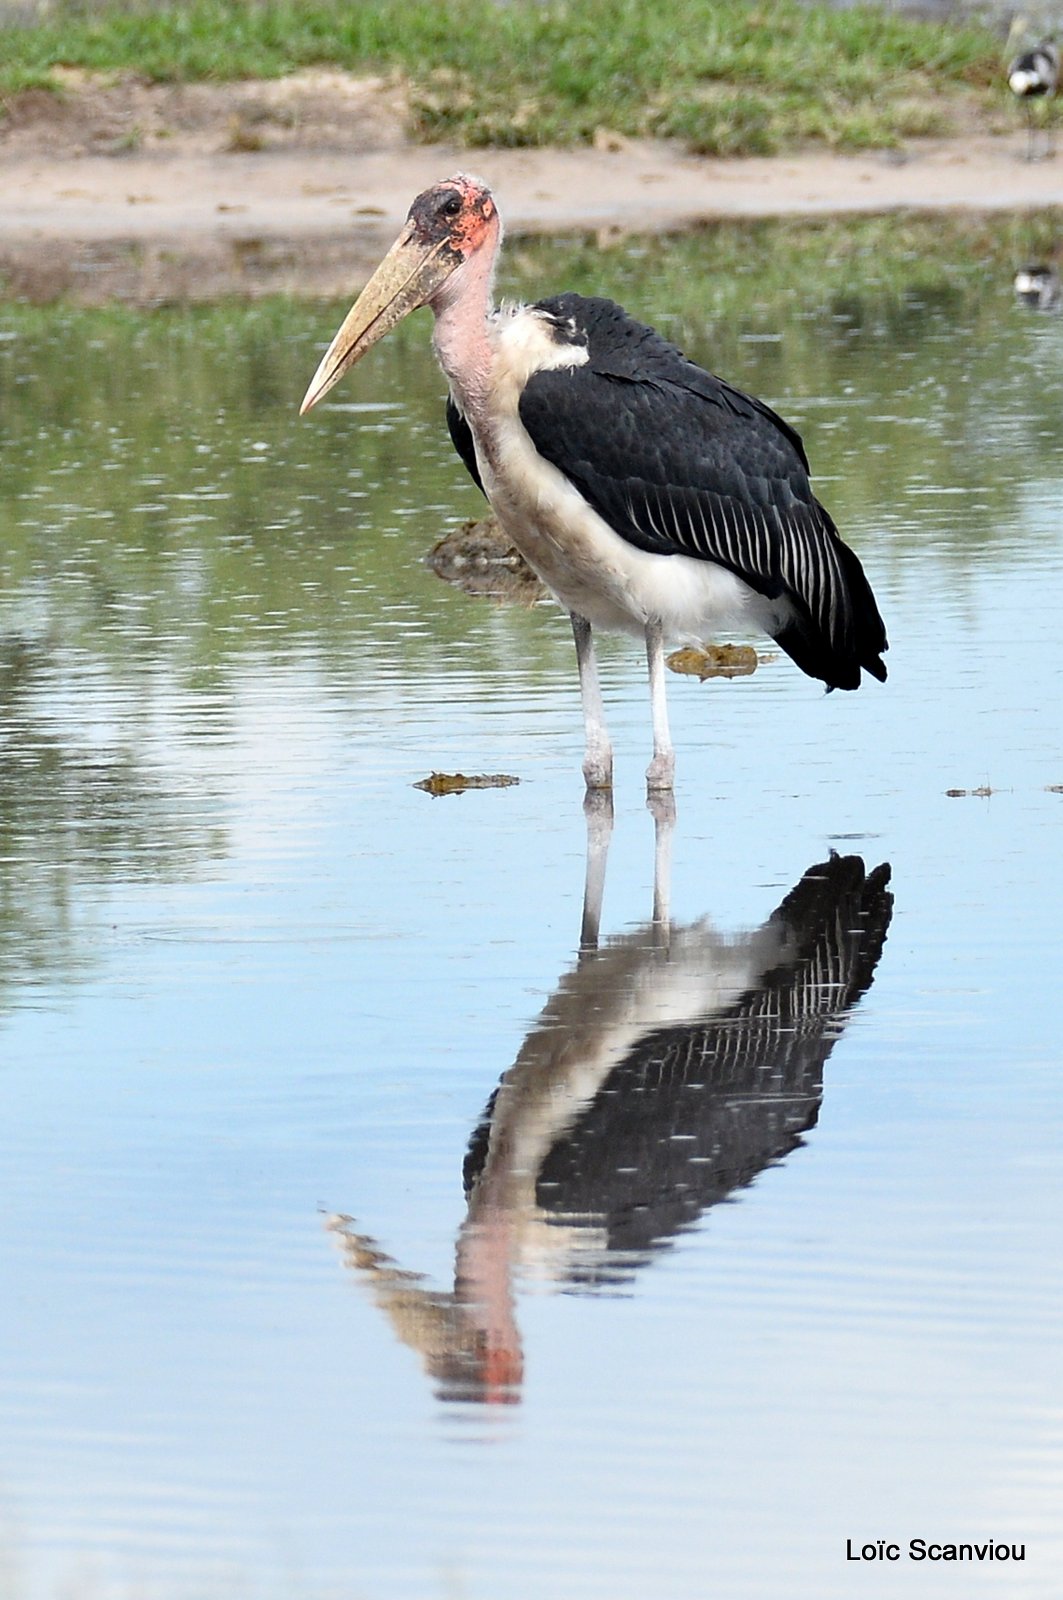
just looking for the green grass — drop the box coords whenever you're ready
[0,0,1012,154]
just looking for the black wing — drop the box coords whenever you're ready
[520,294,887,690]
[446,395,485,495]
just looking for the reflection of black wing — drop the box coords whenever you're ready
[538,856,891,1275]
[466,855,892,1283]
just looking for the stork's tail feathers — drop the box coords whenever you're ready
[834,536,889,688]
[773,517,888,692]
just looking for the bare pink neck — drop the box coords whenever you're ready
[429,228,499,421]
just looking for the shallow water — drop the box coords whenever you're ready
[1,215,1061,1598]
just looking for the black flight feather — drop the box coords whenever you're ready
[446,395,484,495]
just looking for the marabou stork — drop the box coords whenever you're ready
[1008,39,1059,160]
[301,175,888,793]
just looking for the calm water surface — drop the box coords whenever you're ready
[0,215,1061,1598]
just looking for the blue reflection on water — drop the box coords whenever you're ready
[0,230,1061,1597]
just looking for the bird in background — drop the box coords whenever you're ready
[1007,23,1059,160]
[1014,261,1061,309]
[301,176,887,794]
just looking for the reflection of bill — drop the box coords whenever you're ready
[330,813,892,1404]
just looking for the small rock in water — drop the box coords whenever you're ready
[667,643,759,680]
[426,518,545,605]
[414,771,521,796]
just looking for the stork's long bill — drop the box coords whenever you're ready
[299,175,497,414]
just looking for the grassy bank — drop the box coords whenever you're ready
[0,0,1011,155]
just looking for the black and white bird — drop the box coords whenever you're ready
[301,175,887,793]
[1008,39,1059,160]
[1014,262,1061,309]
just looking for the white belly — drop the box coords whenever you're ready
[476,393,766,642]
[456,306,773,643]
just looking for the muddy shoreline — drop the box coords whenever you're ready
[3,71,1062,302]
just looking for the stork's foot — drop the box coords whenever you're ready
[582,763,614,793]
[582,742,614,792]
[645,749,675,793]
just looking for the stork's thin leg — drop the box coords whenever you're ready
[579,789,614,954]
[644,619,675,792]
[570,612,613,791]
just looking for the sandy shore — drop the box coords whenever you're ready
[3,72,1062,301]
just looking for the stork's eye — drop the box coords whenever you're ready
[441,195,462,219]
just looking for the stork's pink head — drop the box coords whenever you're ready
[300,174,501,415]
[406,174,500,262]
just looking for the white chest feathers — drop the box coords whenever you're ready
[488,304,590,396]
[457,307,761,641]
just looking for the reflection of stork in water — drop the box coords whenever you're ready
[329,801,892,1403]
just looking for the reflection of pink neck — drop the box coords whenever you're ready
[430,222,499,421]
[455,1198,524,1401]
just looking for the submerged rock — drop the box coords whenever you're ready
[667,643,760,680]
[426,518,546,606]
[414,771,521,796]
